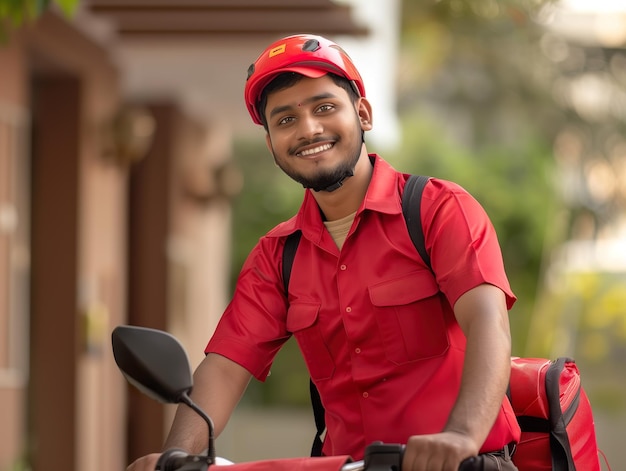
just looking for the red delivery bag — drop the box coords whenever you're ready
[508,357,602,471]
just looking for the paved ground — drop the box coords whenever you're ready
[216,407,315,462]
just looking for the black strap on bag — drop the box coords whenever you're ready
[546,357,578,471]
[281,175,432,456]
[507,357,581,471]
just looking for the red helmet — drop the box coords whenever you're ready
[244,34,365,125]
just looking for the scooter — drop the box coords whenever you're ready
[111,325,478,471]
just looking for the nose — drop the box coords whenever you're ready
[297,113,323,140]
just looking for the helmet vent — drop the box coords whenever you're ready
[302,39,321,52]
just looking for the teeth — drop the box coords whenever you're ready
[300,143,332,156]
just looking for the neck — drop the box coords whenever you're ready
[311,148,373,221]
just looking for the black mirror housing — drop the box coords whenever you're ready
[112,325,193,404]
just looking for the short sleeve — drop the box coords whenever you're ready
[420,179,516,309]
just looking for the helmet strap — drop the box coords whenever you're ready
[308,168,354,192]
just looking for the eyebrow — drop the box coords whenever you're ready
[268,92,338,119]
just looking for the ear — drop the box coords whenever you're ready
[357,97,373,131]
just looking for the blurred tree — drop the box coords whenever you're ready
[0,0,77,38]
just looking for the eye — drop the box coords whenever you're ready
[316,104,335,113]
[277,115,295,126]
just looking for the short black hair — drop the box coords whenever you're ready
[257,72,360,130]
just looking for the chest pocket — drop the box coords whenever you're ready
[369,270,449,365]
[286,302,335,381]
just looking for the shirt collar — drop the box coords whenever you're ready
[361,154,403,215]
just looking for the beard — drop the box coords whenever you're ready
[276,148,360,192]
[272,129,364,192]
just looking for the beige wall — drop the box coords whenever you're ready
[168,119,235,368]
[75,75,127,471]
[1,8,246,471]
[0,32,32,471]
[0,11,128,471]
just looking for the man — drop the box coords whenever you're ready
[128,34,520,471]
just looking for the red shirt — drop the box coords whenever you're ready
[206,155,521,459]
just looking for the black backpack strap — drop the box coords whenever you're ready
[282,230,302,293]
[402,175,432,269]
[310,378,325,456]
[546,357,577,471]
[282,230,327,456]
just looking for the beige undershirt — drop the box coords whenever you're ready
[323,211,357,250]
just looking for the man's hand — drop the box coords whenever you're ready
[402,431,478,471]
[126,453,160,471]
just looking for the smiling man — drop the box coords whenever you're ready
[127,34,520,471]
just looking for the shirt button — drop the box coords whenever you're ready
[362,392,369,398]
[346,307,352,312]
[355,347,361,354]
[340,264,347,271]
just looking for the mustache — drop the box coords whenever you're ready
[289,136,338,155]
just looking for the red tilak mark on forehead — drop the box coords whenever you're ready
[298,103,302,107]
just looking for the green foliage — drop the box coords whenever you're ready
[0,0,77,38]
[527,270,626,410]
[528,271,626,359]
[229,137,304,292]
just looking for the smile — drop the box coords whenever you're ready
[298,143,333,157]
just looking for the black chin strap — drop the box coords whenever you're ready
[319,179,346,192]
[308,168,354,192]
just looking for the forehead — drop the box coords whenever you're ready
[265,74,348,106]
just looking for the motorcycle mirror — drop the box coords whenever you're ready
[112,325,217,463]
[111,325,193,404]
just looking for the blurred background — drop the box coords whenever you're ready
[0,0,624,469]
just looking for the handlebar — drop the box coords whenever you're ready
[156,442,479,471]
[342,443,477,471]
[156,448,210,471]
